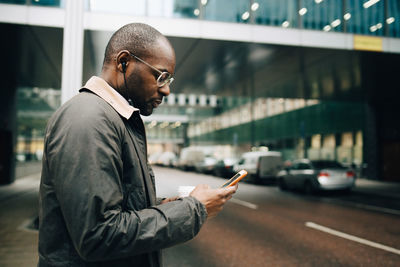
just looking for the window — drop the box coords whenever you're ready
[298,163,311,170]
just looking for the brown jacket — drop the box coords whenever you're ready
[38,77,207,267]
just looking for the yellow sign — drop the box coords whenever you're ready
[354,35,383,52]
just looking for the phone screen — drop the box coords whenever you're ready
[221,170,248,188]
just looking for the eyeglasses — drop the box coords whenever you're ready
[129,52,174,87]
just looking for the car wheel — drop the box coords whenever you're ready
[214,169,223,177]
[252,174,261,184]
[278,178,288,191]
[303,180,314,194]
[342,187,352,194]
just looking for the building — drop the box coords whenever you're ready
[0,0,399,183]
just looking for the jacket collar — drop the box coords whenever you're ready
[80,76,138,120]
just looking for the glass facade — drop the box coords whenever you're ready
[386,0,399,36]
[301,0,343,32]
[188,100,365,164]
[16,87,60,162]
[202,0,250,23]
[346,0,385,36]
[0,0,62,7]
[254,0,298,28]
[86,0,399,38]
[1,0,398,37]
[172,0,200,19]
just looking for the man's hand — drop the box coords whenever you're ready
[189,184,238,218]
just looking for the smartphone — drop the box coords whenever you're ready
[221,170,248,188]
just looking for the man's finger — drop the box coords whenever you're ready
[225,184,238,193]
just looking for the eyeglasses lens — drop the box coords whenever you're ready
[157,72,173,87]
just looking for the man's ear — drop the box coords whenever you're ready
[116,50,131,73]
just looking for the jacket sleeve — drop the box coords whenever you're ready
[46,101,207,262]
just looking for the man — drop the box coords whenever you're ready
[38,23,237,267]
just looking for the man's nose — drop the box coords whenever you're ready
[159,84,170,96]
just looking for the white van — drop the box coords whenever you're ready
[177,147,205,171]
[233,151,283,184]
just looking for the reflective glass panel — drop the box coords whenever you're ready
[0,0,62,7]
[31,0,61,7]
[253,0,298,28]
[16,87,61,163]
[301,0,343,32]
[387,0,400,37]
[0,0,26,4]
[171,0,199,19]
[202,0,250,23]
[345,0,385,36]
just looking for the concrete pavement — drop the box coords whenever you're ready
[353,178,400,199]
[0,171,39,267]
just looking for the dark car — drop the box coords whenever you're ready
[194,156,219,174]
[277,159,356,193]
[213,157,239,178]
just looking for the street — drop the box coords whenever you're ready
[154,167,400,267]
[0,164,399,266]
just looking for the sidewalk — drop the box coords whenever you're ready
[353,178,400,200]
[0,172,40,267]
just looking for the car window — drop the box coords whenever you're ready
[298,163,311,170]
[312,160,345,169]
[238,158,244,164]
[291,163,300,170]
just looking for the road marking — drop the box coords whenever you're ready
[319,197,400,216]
[337,200,400,216]
[230,198,258,209]
[305,222,400,256]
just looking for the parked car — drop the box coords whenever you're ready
[177,147,205,171]
[148,152,162,165]
[213,157,239,178]
[157,151,178,167]
[233,151,283,184]
[277,159,356,193]
[194,156,219,174]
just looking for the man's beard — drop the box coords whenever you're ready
[123,70,153,116]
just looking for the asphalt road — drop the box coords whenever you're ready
[153,166,400,267]
[1,164,398,266]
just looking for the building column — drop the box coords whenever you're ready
[0,23,18,184]
[61,0,85,104]
[363,103,379,180]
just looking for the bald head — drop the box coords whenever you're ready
[103,23,167,66]
[100,23,175,116]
